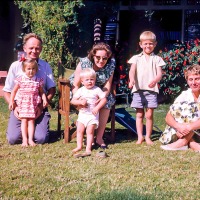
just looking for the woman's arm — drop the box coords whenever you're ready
[71,62,82,95]
[165,111,191,137]
[101,72,114,97]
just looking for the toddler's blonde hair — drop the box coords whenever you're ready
[80,68,96,80]
[140,31,156,42]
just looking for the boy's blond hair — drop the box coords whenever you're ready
[184,64,200,80]
[80,68,96,80]
[140,31,156,42]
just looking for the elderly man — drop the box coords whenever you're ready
[3,33,56,144]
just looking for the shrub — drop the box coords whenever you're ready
[158,38,200,102]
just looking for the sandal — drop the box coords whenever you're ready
[96,143,108,149]
[96,150,108,158]
[74,151,91,158]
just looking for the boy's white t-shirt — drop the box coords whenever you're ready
[128,52,165,93]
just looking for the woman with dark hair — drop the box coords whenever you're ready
[70,42,116,149]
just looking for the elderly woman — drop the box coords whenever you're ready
[69,42,116,149]
[160,64,200,151]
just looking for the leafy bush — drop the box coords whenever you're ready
[158,38,200,102]
[14,0,84,78]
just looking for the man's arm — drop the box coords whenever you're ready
[4,91,11,104]
[46,87,56,103]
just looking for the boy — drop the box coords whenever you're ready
[128,31,165,145]
[70,68,107,157]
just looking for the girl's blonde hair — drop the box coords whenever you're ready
[80,68,96,79]
[184,64,200,80]
[22,59,38,72]
[140,31,156,42]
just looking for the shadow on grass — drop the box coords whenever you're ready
[88,188,155,200]
[104,128,161,145]
[49,130,62,143]
[50,127,161,145]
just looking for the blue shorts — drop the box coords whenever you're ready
[131,90,158,109]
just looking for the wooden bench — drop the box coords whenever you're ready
[0,71,8,97]
[57,77,116,143]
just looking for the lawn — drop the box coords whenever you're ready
[0,97,199,200]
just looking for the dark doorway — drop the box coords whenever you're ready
[119,10,182,54]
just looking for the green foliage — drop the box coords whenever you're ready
[158,39,200,102]
[14,0,84,78]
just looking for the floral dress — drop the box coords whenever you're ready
[159,89,200,144]
[69,57,116,109]
[15,75,44,118]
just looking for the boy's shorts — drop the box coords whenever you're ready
[131,90,158,108]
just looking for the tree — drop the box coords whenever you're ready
[14,0,84,78]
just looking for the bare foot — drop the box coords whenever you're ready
[21,141,28,147]
[72,147,82,154]
[29,140,36,147]
[136,137,144,144]
[145,137,154,145]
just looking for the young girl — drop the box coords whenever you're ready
[9,58,48,147]
[70,68,107,157]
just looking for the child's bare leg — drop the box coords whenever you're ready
[188,138,200,151]
[85,124,96,153]
[28,118,36,146]
[72,122,85,153]
[136,108,145,144]
[167,132,194,148]
[145,108,154,145]
[21,118,28,147]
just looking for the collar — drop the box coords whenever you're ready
[138,52,155,57]
[23,73,36,81]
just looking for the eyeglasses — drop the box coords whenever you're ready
[94,55,108,61]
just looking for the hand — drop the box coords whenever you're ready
[92,107,99,115]
[80,98,88,107]
[43,100,48,108]
[175,123,191,136]
[128,81,135,89]
[148,81,156,88]
[9,101,17,111]
[35,106,42,119]
[13,106,21,120]
[176,132,184,139]
[9,103,14,111]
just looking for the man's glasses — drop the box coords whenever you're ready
[94,55,108,61]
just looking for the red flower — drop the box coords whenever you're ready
[175,49,179,54]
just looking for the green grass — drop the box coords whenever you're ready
[0,98,200,200]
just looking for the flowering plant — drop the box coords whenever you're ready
[158,38,200,102]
